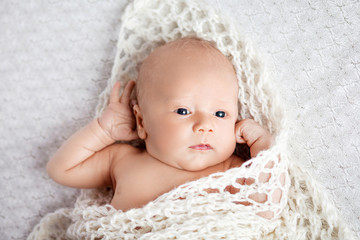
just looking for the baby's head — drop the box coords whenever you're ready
[133,37,239,171]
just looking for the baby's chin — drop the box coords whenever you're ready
[147,147,233,172]
[170,157,225,172]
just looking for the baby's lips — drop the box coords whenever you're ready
[189,144,213,150]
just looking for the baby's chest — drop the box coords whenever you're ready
[110,158,195,209]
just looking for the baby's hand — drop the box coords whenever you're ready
[235,119,273,158]
[98,81,138,141]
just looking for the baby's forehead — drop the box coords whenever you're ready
[138,38,234,81]
[136,38,237,104]
[148,38,230,66]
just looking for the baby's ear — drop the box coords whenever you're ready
[133,104,147,139]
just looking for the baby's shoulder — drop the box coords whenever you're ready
[109,143,142,161]
[108,143,147,181]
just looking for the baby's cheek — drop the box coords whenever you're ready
[217,130,237,153]
[226,126,237,143]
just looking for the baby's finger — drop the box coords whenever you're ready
[109,81,121,104]
[235,126,246,143]
[236,135,246,144]
[130,99,137,108]
[235,119,250,143]
[120,80,135,105]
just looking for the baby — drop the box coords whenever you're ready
[47,37,277,218]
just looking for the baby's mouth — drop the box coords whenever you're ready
[189,144,213,150]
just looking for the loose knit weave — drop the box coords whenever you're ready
[29,0,355,239]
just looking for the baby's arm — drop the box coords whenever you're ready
[235,119,284,219]
[47,81,138,188]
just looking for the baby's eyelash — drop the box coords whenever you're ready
[174,108,227,118]
[215,111,226,118]
[176,108,190,115]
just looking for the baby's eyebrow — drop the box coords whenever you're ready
[166,99,237,111]
[164,95,193,103]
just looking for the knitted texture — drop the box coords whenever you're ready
[28,0,355,239]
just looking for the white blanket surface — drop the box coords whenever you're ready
[0,0,359,239]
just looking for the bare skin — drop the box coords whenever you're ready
[47,38,277,217]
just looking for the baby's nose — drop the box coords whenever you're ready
[192,114,214,133]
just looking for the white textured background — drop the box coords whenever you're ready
[0,0,359,239]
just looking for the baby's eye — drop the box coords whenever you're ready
[215,111,226,118]
[176,108,190,115]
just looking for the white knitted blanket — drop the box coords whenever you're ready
[28,0,355,239]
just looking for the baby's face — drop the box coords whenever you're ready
[136,43,239,171]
